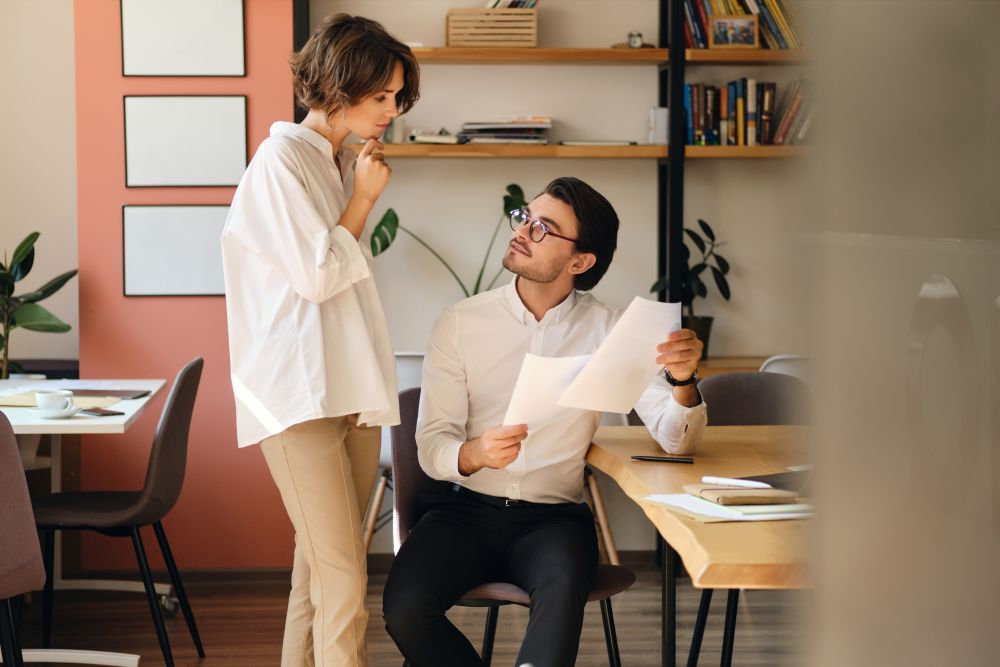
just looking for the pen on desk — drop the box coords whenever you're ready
[700,476,772,489]
[631,455,695,464]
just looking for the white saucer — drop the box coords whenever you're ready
[29,406,82,419]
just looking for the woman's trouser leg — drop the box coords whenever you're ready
[261,415,381,667]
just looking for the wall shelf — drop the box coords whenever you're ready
[411,47,669,65]
[351,144,805,159]
[684,48,809,65]
[409,47,807,66]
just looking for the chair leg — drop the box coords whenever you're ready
[41,528,55,648]
[130,526,175,667]
[0,599,24,667]
[481,606,499,667]
[720,589,740,667]
[153,521,205,657]
[599,598,623,667]
[686,589,714,667]
[586,468,620,565]
[363,468,391,553]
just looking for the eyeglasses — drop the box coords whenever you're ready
[509,209,578,244]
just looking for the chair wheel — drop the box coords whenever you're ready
[159,595,179,617]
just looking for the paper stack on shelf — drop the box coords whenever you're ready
[458,115,552,145]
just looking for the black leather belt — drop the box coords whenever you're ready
[448,483,541,508]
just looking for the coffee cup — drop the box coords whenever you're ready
[36,389,74,411]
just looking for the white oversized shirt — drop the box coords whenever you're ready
[221,121,399,447]
[417,279,709,503]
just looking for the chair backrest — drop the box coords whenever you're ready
[390,387,450,553]
[759,354,810,383]
[0,411,46,600]
[133,358,204,525]
[698,371,810,426]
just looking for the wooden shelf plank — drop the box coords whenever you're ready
[351,144,669,159]
[411,47,669,65]
[685,146,807,159]
[348,144,805,159]
[685,48,809,65]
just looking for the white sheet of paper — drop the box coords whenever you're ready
[559,297,681,413]
[503,354,591,428]
[645,494,813,522]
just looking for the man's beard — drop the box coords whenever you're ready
[501,251,566,285]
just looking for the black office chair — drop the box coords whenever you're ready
[32,358,205,667]
[391,387,634,667]
[686,371,811,667]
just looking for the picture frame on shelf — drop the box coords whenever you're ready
[708,15,760,50]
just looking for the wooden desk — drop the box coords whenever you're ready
[586,425,809,666]
[697,356,768,380]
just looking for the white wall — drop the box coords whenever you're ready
[0,0,79,361]
[315,0,813,551]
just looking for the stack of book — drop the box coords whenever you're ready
[457,115,552,144]
[684,0,805,50]
[684,78,812,146]
[482,0,539,8]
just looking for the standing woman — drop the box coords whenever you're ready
[220,14,419,667]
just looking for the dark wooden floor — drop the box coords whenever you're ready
[16,561,806,666]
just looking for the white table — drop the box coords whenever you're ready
[2,378,166,667]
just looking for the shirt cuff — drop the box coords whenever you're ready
[328,224,371,283]
[435,438,466,482]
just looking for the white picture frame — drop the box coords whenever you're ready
[121,0,245,76]
[124,95,247,187]
[123,205,229,296]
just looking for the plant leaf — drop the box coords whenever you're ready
[697,219,715,242]
[714,254,730,275]
[12,303,71,332]
[650,275,668,293]
[11,247,34,282]
[691,274,708,299]
[711,266,731,300]
[10,232,39,270]
[683,228,706,255]
[0,271,13,299]
[370,209,399,256]
[16,269,78,304]
[691,263,708,276]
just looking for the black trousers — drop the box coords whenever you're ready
[383,488,599,667]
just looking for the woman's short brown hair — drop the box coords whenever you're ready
[291,14,420,117]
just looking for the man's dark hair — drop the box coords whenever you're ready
[542,177,619,291]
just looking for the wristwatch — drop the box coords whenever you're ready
[664,369,698,387]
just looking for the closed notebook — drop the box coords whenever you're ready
[683,483,798,506]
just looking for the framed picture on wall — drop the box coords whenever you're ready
[123,205,229,296]
[121,0,246,76]
[124,95,247,187]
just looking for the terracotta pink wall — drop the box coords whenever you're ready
[75,0,295,570]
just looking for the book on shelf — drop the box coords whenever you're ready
[681,78,813,147]
[408,130,465,145]
[483,1,539,7]
[684,0,804,50]
[457,115,552,145]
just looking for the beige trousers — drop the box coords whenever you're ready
[261,415,381,667]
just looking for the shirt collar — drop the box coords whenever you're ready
[504,277,579,326]
[270,121,346,161]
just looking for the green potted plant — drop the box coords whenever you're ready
[650,219,731,358]
[1,232,78,379]
[370,183,527,297]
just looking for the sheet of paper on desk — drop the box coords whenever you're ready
[646,494,813,522]
[503,353,591,428]
[559,297,681,413]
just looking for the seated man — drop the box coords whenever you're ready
[383,177,708,667]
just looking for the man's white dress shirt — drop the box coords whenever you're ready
[222,121,399,447]
[417,279,708,503]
